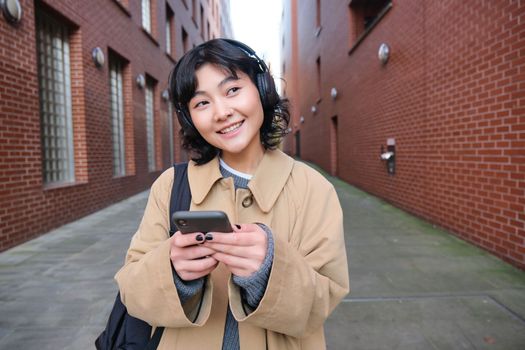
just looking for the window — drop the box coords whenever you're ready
[145,79,156,171]
[142,0,151,33]
[166,5,174,55]
[349,0,392,52]
[165,21,171,54]
[182,27,189,53]
[316,56,321,102]
[167,102,174,165]
[200,4,205,39]
[36,10,75,184]
[192,0,197,25]
[316,0,321,30]
[109,54,126,176]
[330,116,338,176]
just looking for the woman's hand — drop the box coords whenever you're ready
[170,232,219,281]
[204,224,268,277]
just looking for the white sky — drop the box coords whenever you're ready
[229,0,283,91]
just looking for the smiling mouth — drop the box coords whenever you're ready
[218,121,244,134]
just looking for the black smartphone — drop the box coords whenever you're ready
[172,210,233,234]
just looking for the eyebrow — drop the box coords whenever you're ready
[193,75,240,97]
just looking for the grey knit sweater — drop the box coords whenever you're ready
[172,163,275,349]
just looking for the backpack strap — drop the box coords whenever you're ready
[148,162,191,349]
[169,162,191,236]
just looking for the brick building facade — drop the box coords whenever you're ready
[0,0,231,251]
[281,0,525,268]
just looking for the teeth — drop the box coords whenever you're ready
[219,122,242,134]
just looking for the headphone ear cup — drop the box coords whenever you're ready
[177,107,194,132]
[257,72,279,109]
[256,73,268,105]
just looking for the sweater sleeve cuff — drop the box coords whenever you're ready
[232,223,274,309]
[172,265,205,304]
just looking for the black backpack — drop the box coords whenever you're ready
[95,163,191,350]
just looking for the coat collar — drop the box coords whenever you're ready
[188,149,294,213]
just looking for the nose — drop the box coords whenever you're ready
[213,99,233,121]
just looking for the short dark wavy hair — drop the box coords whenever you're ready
[169,39,290,165]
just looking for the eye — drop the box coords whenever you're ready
[227,86,241,95]
[193,100,209,109]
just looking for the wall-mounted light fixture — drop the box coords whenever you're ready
[330,87,338,100]
[378,43,390,65]
[1,0,22,24]
[310,106,317,114]
[300,116,305,124]
[136,74,145,89]
[91,47,105,68]
[161,89,170,101]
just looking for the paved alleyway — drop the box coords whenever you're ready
[324,174,525,349]
[0,192,147,349]
[1,167,524,349]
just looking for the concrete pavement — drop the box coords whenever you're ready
[0,192,146,350]
[1,168,524,349]
[324,173,525,349]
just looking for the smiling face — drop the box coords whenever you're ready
[188,63,265,172]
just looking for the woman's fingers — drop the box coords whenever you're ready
[211,252,258,277]
[172,231,206,248]
[204,228,266,247]
[204,225,267,257]
[170,232,219,280]
[176,256,218,273]
[205,241,266,260]
[171,244,216,260]
[202,224,268,277]
[176,256,218,280]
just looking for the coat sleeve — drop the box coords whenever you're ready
[229,168,350,337]
[114,168,212,328]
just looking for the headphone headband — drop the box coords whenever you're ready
[221,39,269,74]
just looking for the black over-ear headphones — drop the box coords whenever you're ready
[171,39,280,134]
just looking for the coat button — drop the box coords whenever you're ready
[242,196,253,208]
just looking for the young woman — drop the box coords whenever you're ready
[115,39,349,350]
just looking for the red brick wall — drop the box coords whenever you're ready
[283,0,525,268]
[0,0,228,251]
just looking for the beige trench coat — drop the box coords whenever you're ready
[115,149,349,349]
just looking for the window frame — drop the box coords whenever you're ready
[109,55,126,177]
[167,102,174,165]
[36,10,75,185]
[315,0,322,36]
[145,80,156,172]
[142,0,151,33]
[348,0,392,54]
